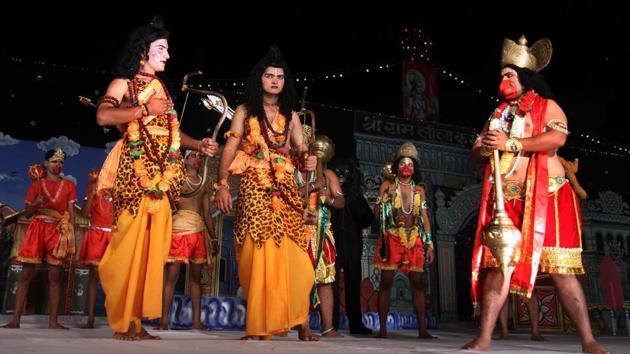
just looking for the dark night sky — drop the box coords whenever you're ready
[2,5,630,195]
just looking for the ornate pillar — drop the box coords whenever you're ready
[436,233,457,321]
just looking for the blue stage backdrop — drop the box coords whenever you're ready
[0,136,112,209]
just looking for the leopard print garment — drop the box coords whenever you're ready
[112,77,184,218]
[234,168,307,250]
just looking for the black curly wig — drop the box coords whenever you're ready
[244,45,296,122]
[113,15,169,80]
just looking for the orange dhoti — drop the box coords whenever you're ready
[98,196,172,334]
[167,209,208,265]
[481,177,584,275]
[234,168,314,336]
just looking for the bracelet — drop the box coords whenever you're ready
[213,178,229,192]
[327,196,335,206]
[224,130,242,139]
[505,138,523,153]
[142,104,149,117]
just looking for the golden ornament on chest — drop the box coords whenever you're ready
[482,150,523,275]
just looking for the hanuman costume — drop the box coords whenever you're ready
[79,173,114,266]
[97,73,184,334]
[228,113,314,336]
[17,150,77,266]
[374,143,433,273]
[471,37,584,305]
[300,135,337,293]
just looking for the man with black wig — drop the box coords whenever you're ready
[94,15,218,340]
[215,45,318,340]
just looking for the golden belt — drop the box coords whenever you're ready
[496,176,568,201]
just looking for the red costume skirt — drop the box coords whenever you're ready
[374,228,425,273]
[482,180,584,275]
[167,231,208,264]
[79,226,112,266]
[17,219,63,266]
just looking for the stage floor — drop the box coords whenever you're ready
[0,315,627,354]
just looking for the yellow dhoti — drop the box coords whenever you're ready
[98,196,172,334]
[237,236,314,336]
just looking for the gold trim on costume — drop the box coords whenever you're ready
[503,180,525,200]
[16,256,42,264]
[539,247,584,275]
[374,263,400,271]
[554,187,560,248]
[548,176,567,194]
[45,256,63,266]
[571,189,582,248]
[408,266,425,273]
[546,119,569,135]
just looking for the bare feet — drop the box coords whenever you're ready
[374,328,387,338]
[497,332,509,340]
[530,333,546,341]
[49,323,69,330]
[192,323,212,331]
[240,335,261,340]
[79,322,95,329]
[137,327,161,340]
[418,331,437,339]
[298,325,319,341]
[153,323,169,331]
[1,321,20,329]
[321,328,344,338]
[582,341,612,354]
[462,336,491,350]
[113,332,138,341]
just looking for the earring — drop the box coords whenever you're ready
[140,59,147,66]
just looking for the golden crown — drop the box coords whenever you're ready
[50,148,66,162]
[501,35,552,72]
[395,142,419,163]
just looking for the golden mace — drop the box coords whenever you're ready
[482,150,523,275]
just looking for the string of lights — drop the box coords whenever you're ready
[8,39,629,158]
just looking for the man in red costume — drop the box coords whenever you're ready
[78,169,114,328]
[464,36,609,354]
[2,148,77,329]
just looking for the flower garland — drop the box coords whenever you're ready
[488,90,537,174]
[244,112,302,212]
[127,74,182,213]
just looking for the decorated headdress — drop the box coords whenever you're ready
[395,142,419,164]
[501,35,552,72]
[46,148,66,162]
